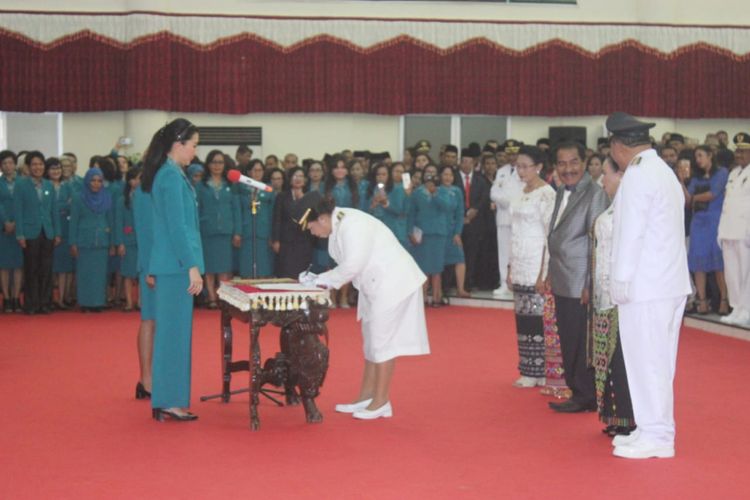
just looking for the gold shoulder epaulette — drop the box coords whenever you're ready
[629,156,642,166]
[337,211,345,221]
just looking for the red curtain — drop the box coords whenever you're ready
[1,32,748,117]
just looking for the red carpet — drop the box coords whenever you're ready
[1,306,749,499]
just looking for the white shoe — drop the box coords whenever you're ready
[720,310,739,323]
[731,309,750,327]
[613,439,674,459]
[335,398,372,413]
[513,376,544,388]
[611,428,640,447]
[352,401,393,420]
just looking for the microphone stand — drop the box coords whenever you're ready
[251,188,259,279]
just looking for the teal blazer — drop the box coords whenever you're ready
[148,160,204,275]
[132,187,154,274]
[196,179,239,236]
[232,184,275,239]
[408,185,450,236]
[367,184,409,243]
[13,177,58,241]
[114,193,137,247]
[54,182,75,242]
[68,195,113,249]
[439,185,465,237]
[0,176,17,225]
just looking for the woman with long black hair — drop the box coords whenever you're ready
[141,118,204,422]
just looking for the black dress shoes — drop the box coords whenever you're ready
[135,382,151,400]
[548,399,597,413]
[152,408,198,422]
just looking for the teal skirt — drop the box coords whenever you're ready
[76,247,108,307]
[238,236,274,278]
[121,244,138,278]
[152,272,193,409]
[0,232,23,269]
[413,234,447,275]
[53,240,75,273]
[202,234,233,274]
[444,236,465,265]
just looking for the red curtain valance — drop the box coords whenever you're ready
[1,15,749,117]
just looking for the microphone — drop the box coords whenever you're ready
[227,169,273,192]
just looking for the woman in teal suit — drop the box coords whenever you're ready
[366,163,410,248]
[323,157,360,307]
[439,165,470,299]
[46,157,75,310]
[115,167,141,312]
[408,165,449,307]
[233,160,275,278]
[0,150,24,313]
[69,168,114,312]
[13,151,60,314]
[141,118,203,422]
[306,160,329,274]
[197,149,238,308]
[132,183,155,400]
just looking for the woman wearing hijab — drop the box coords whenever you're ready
[141,118,203,422]
[69,168,114,312]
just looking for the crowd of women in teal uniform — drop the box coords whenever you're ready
[1,136,499,315]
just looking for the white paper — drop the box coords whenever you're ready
[253,283,323,291]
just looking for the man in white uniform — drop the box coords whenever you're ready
[298,192,430,420]
[718,132,750,327]
[490,139,525,299]
[607,112,691,459]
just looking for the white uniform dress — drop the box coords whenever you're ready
[490,164,525,285]
[718,163,750,316]
[611,149,691,450]
[319,208,430,363]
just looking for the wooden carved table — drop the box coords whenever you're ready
[201,280,330,430]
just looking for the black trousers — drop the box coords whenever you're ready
[554,295,596,405]
[22,233,55,312]
[461,226,483,291]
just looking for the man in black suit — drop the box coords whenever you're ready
[458,147,490,291]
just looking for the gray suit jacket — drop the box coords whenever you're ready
[547,174,608,298]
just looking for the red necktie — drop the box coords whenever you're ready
[464,173,471,209]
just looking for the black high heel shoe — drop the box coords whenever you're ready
[152,408,198,422]
[135,382,151,400]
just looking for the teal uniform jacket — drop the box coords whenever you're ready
[0,175,23,269]
[13,177,58,241]
[52,182,76,273]
[319,182,358,269]
[132,186,155,321]
[408,185,450,275]
[357,179,370,210]
[197,179,238,274]
[232,184,275,277]
[68,195,114,250]
[366,184,410,246]
[149,159,204,275]
[439,185,465,265]
[114,193,138,278]
[69,194,113,307]
[149,159,203,410]
[105,180,124,274]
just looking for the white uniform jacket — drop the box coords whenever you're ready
[320,208,426,321]
[718,164,750,242]
[490,164,524,227]
[611,149,691,303]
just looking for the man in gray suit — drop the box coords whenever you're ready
[546,141,608,413]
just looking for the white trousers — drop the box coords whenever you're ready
[496,224,511,284]
[618,296,686,447]
[722,240,750,311]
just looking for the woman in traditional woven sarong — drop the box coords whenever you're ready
[507,146,556,388]
[591,156,635,436]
